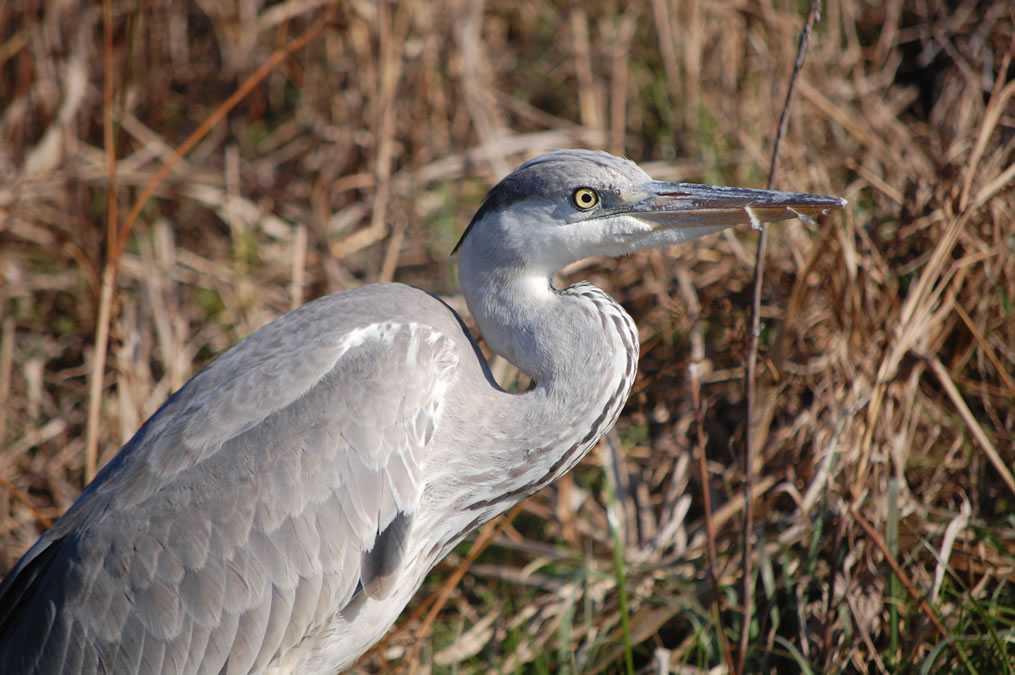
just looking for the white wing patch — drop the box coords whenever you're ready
[328,322,458,599]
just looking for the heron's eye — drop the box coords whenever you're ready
[572,187,599,210]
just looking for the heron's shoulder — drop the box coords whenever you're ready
[150,283,467,443]
[51,284,470,512]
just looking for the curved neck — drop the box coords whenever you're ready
[451,254,639,508]
[410,257,640,579]
[462,266,575,384]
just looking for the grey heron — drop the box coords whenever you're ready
[0,149,844,673]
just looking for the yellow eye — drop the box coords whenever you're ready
[572,187,599,210]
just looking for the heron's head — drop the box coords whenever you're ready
[455,149,845,278]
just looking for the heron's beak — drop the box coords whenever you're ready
[623,181,846,230]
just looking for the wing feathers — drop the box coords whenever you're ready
[257,585,295,669]
[196,607,235,675]
[133,577,184,640]
[112,615,145,674]
[232,601,272,672]
[179,562,225,628]
[168,508,212,570]
[0,296,461,674]
[139,629,166,673]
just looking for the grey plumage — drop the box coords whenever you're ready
[0,150,844,674]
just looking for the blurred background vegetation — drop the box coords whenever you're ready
[1,0,1013,672]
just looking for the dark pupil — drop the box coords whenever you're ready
[579,192,592,205]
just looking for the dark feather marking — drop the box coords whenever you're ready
[360,511,412,599]
[0,535,72,674]
[466,371,629,512]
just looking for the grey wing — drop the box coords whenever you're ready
[0,298,459,674]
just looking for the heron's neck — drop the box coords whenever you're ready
[454,262,638,500]
[462,266,587,384]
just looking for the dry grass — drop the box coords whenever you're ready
[2,0,1014,672]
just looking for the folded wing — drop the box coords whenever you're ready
[0,290,459,674]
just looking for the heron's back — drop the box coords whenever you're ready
[0,284,480,674]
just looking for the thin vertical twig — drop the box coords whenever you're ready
[0,316,15,448]
[85,267,116,483]
[609,10,638,157]
[84,0,118,482]
[290,223,308,310]
[739,1,821,671]
[375,0,410,283]
[82,7,334,483]
[602,445,635,675]
[570,8,604,133]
